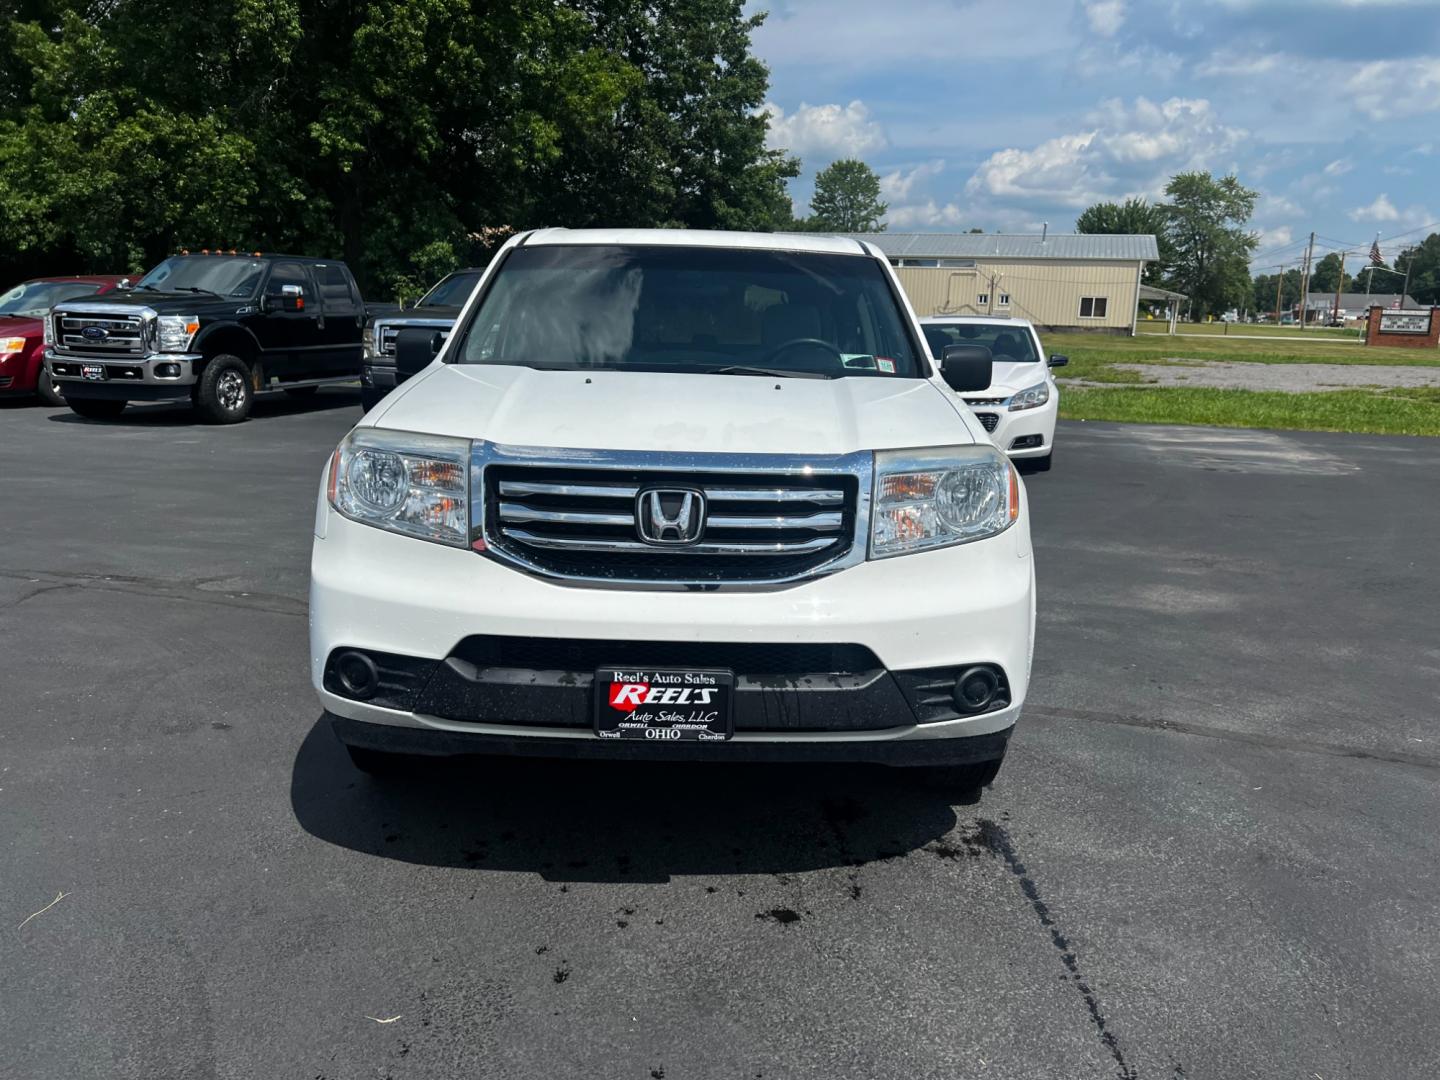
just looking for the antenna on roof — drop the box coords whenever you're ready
[1041,222,1048,243]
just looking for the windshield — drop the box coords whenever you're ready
[137,256,265,298]
[420,271,483,308]
[456,245,923,378]
[0,281,104,318]
[923,322,1039,364]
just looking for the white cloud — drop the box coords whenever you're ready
[1084,0,1126,36]
[965,96,1246,209]
[762,100,887,160]
[1323,158,1353,176]
[1350,194,1400,222]
[885,200,966,229]
[1261,193,1305,218]
[1347,58,1440,119]
[1195,51,1280,78]
[879,160,946,202]
[1256,226,1293,252]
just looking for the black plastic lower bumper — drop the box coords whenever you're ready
[328,712,1012,767]
[58,381,192,402]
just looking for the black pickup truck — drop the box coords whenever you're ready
[46,252,367,423]
[361,267,483,410]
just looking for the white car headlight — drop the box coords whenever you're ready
[328,428,470,547]
[870,446,1018,558]
[155,316,200,353]
[42,316,55,347]
[1008,381,1050,411]
[1,336,27,356]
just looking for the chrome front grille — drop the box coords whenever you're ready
[974,412,1000,432]
[477,445,871,587]
[55,311,147,356]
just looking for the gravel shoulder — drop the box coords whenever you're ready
[1063,358,1440,393]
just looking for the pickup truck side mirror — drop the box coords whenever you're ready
[264,284,305,312]
[1048,354,1069,368]
[394,327,447,379]
[939,344,994,393]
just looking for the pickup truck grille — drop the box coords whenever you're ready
[53,311,147,357]
[479,449,870,587]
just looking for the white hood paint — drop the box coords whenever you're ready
[369,364,983,455]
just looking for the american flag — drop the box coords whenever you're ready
[1370,237,1387,267]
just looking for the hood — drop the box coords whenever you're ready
[53,292,248,318]
[371,365,980,455]
[0,314,41,335]
[982,359,1049,396]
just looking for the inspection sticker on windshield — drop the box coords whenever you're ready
[595,668,734,742]
[876,357,896,374]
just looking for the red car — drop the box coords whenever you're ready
[0,275,131,404]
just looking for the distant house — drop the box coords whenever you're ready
[1302,292,1420,322]
[842,232,1160,334]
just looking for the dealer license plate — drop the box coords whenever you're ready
[594,668,734,742]
[82,364,107,381]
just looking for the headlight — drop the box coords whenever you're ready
[362,324,376,359]
[1008,381,1049,411]
[42,317,55,347]
[155,316,200,353]
[328,428,469,547]
[870,446,1018,558]
[0,336,26,356]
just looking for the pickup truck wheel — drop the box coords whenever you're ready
[909,757,1004,800]
[67,398,127,420]
[35,367,65,406]
[283,385,319,398]
[345,745,413,777]
[195,355,253,424]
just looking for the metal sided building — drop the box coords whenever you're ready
[844,232,1160,334]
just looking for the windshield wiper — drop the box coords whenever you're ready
[171,286,221,297]
[707,365,833,380]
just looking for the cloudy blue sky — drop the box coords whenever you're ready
[749,0,1440,270]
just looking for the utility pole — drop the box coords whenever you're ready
[1273,264,1285,324]
[1333,250,1346,325]
[1401,248,1413,306]
[1297,231,1315,330]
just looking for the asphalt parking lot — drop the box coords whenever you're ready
[3,391,1438,1080]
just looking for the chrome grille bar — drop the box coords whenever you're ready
[502,530,839,555]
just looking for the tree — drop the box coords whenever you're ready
[1395,232,1440,306]
[1308,252,1352,296]
[0,0,799,293]
[1251,268,1303,315]
[804,159,886,232]
[1162,172,1259,319]
[1075,197,1173,285]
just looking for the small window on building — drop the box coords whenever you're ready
[1079,296,1109,318]
[899,258,940,268]
[977,293,989,306]
[998,293,1011,307]
[937,259,977,268]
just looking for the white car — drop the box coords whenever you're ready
[310,229,1036,796]
[919,316,1066,471]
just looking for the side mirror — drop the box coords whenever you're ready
[939,344,993,393]
[1048,354,1069,368]
[117,277,132,291]
[280,284,305,311]
[394,326,447,379]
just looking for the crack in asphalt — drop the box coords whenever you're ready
[1027,704,1440,771]
[976,819,1139,1080]
[0,567,305,618]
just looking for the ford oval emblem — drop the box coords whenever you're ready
[81,325,109,341]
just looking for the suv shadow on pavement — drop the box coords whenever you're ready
[44,386,362,426]
[289,718,968,883]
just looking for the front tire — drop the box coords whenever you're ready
[909,757,1004,800]
[194,354,253,424]
[35,366,65,406]
[67,398,127,420]
[345,745,412,777]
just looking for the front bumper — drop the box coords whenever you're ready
[969,395,1058,459]
[47,349,201,400]
[310,486,1035,765]
[362,358,398,390]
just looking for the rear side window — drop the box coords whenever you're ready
[266,262,310,297]
[315,264,358,309]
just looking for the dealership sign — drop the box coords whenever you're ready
[1379,311,1432,335]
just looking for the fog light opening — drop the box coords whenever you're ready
[335,650,380,699]
[953,666,1000,713]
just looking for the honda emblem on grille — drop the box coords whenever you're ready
[636,488,706,546]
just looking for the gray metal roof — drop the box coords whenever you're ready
[844,232,1159,262]
[1139,284,1188,302]
[1303,292,1419,310]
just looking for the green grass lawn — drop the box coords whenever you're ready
[1038,328,1440,436]
[1137,321,1360,341]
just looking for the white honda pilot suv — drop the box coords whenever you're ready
[310,229,1036,795]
